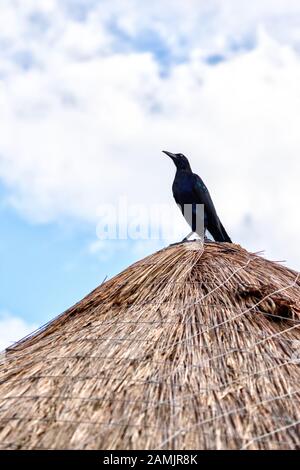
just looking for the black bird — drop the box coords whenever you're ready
[163,151,232,243]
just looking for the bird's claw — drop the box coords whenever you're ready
[204,236,214,243]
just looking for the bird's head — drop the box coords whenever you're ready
[162,151,191,171]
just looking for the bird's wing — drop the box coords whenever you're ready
[192,174,232,242]
[191,174,218,218]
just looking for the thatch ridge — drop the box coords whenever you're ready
[0,241,299,449]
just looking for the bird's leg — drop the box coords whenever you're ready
[203,228,214,243]
[181,231,194,243]
[168,232,194,247]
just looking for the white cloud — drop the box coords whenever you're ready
[0,1,299,268]
[0,312,38,351]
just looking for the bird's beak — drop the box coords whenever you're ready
[162,150,177,160]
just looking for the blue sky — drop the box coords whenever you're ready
[1,0,300,348]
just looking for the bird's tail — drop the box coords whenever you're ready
[219,221,232,243]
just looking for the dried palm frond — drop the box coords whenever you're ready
[0,241,299,450]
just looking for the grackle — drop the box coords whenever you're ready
[163,151,232,243]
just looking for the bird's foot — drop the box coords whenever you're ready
[204,236,214,243]
[169,241,183,247]
[169,238,200,247]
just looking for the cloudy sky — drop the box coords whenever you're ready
[1,0,300,350]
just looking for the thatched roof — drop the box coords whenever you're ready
[0,241,300,450]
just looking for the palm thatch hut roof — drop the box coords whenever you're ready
[0,241,300,450]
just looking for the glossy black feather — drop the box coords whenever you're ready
[165,151,232,243]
